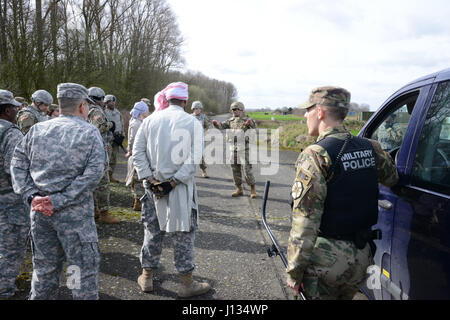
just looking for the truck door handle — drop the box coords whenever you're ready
[378,200,392,210]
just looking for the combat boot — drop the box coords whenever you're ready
[133,198,141,211]
[231,185,243,197]
[250,185,256,198]
[109,172,119,183]
[98,210,120,224]
[177,272,211,298]
[137,269,153,292]
[201,169,209,178]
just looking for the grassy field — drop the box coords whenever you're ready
[247,112,304,121]
[248,112,366,151]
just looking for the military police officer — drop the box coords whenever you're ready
[0,90,28,300]
[286,86,399,300]
[191,101,210,178]
[10,83,107,300]
[212,102,257,198]
[104,94,124,183]
[87,87,119,224]
[16,89,52,134]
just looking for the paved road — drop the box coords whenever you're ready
[13,114,301,300]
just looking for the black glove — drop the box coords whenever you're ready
[113,132,125,146]
[149,180,174,198]
[109,121,116,133]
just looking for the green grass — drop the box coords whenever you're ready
[248,112,304,121]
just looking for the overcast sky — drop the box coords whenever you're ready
[167,0,450,111]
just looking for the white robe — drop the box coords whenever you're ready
[132,105,204,232]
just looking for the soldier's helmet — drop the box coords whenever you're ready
[191,101,203,110]
[230,101,245,112]
[31,90,53,105]
[141,98,151,107]
[104,94,116,103]
[88,87,105,102]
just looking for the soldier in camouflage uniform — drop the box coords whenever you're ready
[376,114,404,151]
[191,101,211,178]
[104,94,125,183]
[0,90,29,300]
[16,90,52,134]
[87,87,119,224]
[10,83,107,300]
[286,86,399,300]
[133,82,211,298]
[212,101,257,198]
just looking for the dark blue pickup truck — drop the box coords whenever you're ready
[359,68,450,300]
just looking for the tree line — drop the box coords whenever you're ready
[0,0,237,113]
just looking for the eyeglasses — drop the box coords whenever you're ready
[232,108,240,111]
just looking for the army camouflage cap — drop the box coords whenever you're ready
[230,101,245,111]
[57,83,94,103]
[0,90,21,107]
[15,97,26,104]
[298,86,351,109]
[191,100,203,110]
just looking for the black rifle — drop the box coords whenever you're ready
[261,180,307,300]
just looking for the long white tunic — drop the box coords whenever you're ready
[133,105,204,232]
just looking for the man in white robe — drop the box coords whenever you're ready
[132,82,211,298]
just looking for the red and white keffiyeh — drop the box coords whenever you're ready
[154,82,189,112]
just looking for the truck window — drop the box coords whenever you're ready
[371,92,418,152]
[412,81,450,195]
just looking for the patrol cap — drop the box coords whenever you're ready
[230,101,245,111]
[0,90,21,107]
[31,89,53,105]
[298,86,351,109]
[15,97,26,104]
[191,101,203,110]
[104,94,116,103]
[57,83,94,103]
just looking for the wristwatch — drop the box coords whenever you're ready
[27,193,41,205]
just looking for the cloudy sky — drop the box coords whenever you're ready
[167,0,450,110]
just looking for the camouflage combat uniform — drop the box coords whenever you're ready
[87,104,112,213]
[287,125,399,299]
[16,105,49,135]
[215,114,257,187]
[377,121,404,151]
[105,107,124,176]
[127,117,145,201]
[0,119,29,299]
[193,112,210,171]
[10,92,107,300]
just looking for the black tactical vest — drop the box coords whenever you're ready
[316,134,379,239]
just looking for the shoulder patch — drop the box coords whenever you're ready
[291,166,313,209]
